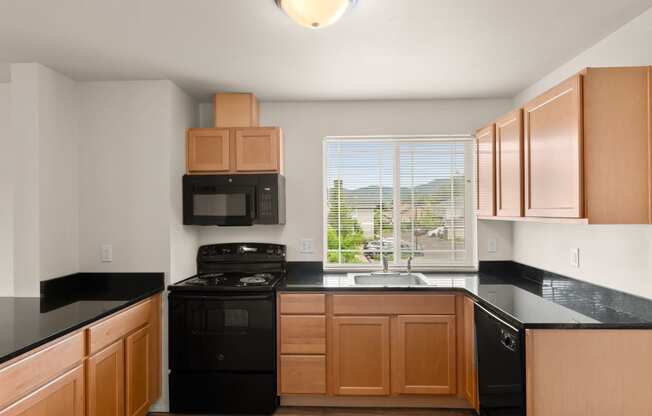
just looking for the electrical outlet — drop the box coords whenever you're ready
[487,239,497,253]
[570,248,580,268]
[101,244,113,262]
[300,239,314,254]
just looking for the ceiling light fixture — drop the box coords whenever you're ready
[274,0,357,29]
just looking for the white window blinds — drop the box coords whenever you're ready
[324,137,473,269]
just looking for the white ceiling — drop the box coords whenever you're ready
[1,0,651,101]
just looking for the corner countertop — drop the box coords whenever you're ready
[0,272,164,366]
[279,262,652,329]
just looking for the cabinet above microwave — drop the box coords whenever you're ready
[186,127,283,175]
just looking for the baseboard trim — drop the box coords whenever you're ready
[280,395,473,409]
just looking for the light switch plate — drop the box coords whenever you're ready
[101,244,113,262]
[487,239,497,254]
[570,248,580,268]
[300,238,314,254]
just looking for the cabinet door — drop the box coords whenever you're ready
[524,75,583,218]
[331,316,390,396]
[393,315,457,395]
[0,365,84,416]
[234,128,281,172]
[496,110,524,217]
[87,339,125,416]
[125,325,151,416]
[476,124,496,216]
[187,128,230,172]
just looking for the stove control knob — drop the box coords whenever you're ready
[217,353,225,361]
[266,248,274,255]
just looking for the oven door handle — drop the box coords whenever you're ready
[474,302,520,332]
[171,293,274,302]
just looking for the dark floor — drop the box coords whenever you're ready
[153,407,475,416]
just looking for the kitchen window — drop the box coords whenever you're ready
[323,136,474,270]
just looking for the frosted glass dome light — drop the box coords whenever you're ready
[275,0,357,29]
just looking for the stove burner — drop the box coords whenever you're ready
[199,273,224,279]
[240,276,267,285]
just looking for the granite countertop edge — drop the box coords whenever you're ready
[277,269,652,330]
[0,281,164,366]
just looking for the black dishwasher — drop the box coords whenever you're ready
[475,303,525,416]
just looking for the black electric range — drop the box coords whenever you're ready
[168,242,286,415]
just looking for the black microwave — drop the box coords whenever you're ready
[183,174,285,226]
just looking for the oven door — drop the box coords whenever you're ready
[169,293,275,372]
[183,183,256,226]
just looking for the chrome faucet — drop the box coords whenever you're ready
[406,255,413,274]
[382,256,389,273]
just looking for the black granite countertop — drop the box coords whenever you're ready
[0,272,164,365]
[280,262,652,329]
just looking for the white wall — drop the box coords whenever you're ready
[197,99,514,262]
[3,63,80,296]
[78,81,176,273]
[9,64,40,296]
[168,85,200,284]
[36,64,79,280]
[509,6,652,299]
[0,82,13,295]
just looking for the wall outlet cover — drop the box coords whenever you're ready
[570,248,580,268]
[487,239,497,253]
[101,244,113,262]
[300,238,314,254]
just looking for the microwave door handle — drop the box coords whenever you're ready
[248,192,256,220]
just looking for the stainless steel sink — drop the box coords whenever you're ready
[349,273,428,286]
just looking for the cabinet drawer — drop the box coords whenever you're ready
[279,294,326,315]
[279,355,326,395]
[332,294,455,315]
[0,365,84,416]
[0,331,84,409]
[280,316,326,354]
[88,299,151,355]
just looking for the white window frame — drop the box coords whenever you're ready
[322,135,476,272]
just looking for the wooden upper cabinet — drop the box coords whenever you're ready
[0,365,84,416]
[582,66,652,224]
[392,315,457,395]
[87,340,125,416]
[125,325,151,416]
[524,75,583,218]
[235,128,282,172]
[496,109,524,217]
[186,128,230,173]
[476,124,496,216]
[214,93,259,128]
[331,316,391,396]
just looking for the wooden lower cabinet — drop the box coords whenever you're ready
[0,365,84,416]
[392,315,457,395]
[331,316,391,396]
[125,325,151,416]
[87,340,125,416]
[526,329,652,416]
[462,297,478,409]
[279,355,327,394]
[0,295,161,416]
